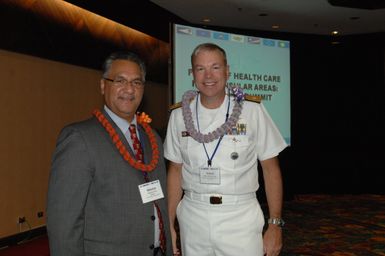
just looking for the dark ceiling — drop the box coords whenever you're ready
[0,1,184,70]
[0,0,383,74]
[63,0,186,42]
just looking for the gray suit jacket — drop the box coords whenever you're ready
[47,110,171,256]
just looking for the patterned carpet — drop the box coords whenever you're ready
[1,194,384,255]
[278,194,385,256]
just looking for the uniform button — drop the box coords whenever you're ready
[150,215,155,221]
[149,244,155,249]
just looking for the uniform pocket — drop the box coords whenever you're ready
[220,135,253,169]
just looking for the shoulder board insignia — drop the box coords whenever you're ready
[169,102,182,111]
[245,95,261,103]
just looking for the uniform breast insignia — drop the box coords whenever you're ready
[232,137,240,143]
[181,131,190,137]
[227,123,247,135]
[230,152,239,160]
[237,123,247,135]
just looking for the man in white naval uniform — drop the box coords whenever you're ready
[164,43,287,256]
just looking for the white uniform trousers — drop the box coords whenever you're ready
[176,191,265,256]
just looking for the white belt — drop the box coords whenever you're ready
[184,191,256,205]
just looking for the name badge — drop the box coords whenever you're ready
[199,167,221,184]
[138,180,164,204]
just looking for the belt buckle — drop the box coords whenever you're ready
[210,196,222,204]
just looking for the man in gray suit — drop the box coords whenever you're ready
[47,51,171,256]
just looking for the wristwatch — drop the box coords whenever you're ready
[267,217,285,227]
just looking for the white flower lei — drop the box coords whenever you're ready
[181,88,244,143]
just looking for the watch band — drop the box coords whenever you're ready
[268,217,285,227]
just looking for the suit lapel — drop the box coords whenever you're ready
[99,110,156,180]
[137,125,159,181]
[101,109,136,158]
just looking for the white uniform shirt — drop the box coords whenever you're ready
[164,95,287,195]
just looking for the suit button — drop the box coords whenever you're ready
[151,215,155,221]
[149,244,155,249]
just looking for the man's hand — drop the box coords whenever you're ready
[263,225,283,256]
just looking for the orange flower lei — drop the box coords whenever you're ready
[93,109,159,172]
